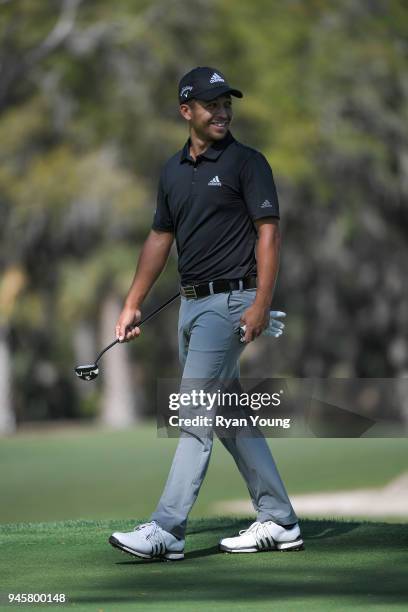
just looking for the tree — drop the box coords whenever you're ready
[214,0,408,379]
[0,0,215,428]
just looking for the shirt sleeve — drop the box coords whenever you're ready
[151,169,174,232]
[239,152,280,220]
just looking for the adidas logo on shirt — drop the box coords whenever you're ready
[208,175,222,186]
[260,199,273,208]
[209,72,225,84]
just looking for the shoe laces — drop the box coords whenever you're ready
[134,521,166,551]
[238,521,273,546]
[239,521,263,536]
[133,521,156,533]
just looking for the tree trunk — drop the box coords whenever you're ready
[99,293,140,428]
[0,326,16,435]
[73,320,96,398]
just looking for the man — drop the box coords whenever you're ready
[109,67,303,561]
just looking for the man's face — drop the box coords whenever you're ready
[179,95,233,141]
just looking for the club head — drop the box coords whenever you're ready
[75,363,99,381]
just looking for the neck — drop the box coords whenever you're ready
[189,128,216,160]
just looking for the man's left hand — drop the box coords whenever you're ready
[240,303,270,343]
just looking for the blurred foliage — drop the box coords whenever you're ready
[211,0,408,378]
[0,0,407,424]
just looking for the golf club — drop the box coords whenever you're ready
[74,292,180,381]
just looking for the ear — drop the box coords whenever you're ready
[179,103,193,121]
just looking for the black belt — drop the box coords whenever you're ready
[180,276,257,299]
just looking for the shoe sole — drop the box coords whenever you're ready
[108,536,184,561]
[219,538,304,553]
[277,538,304,551]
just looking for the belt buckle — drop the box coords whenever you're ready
[182,285,197,299]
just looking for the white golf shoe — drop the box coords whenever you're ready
[109,521,185,561]
[219,520,304,553]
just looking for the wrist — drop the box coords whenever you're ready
[124,297,142,310]
[254,293,272,310]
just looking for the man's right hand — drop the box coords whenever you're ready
[115,305,142,342]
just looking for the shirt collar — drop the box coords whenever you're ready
[180,131,235,164]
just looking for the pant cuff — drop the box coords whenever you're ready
[256,510,298,526]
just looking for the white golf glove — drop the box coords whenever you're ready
[239,311,286,343]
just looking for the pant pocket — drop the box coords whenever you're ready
[226,289,256,332]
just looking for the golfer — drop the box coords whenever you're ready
[109,67,303,560]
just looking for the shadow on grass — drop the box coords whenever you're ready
[187,516,363,541]
[73,561,408,607]
[301,518,362,540]
[4,518,407,608]
[116,545,220,564]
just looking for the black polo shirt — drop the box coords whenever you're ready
[152,131,279,284]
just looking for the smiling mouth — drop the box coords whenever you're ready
[211,121,229,128]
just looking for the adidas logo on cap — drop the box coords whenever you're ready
[209,72,225,84]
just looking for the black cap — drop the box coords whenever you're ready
[178,66,243,104]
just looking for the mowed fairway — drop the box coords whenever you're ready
[1,424,408,524]
[1,427,408,610]
[1,517,407,611]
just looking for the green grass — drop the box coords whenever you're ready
[0,517,407,611]
[1,425,407,523]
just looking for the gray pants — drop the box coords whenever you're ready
[151,289,298,539]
